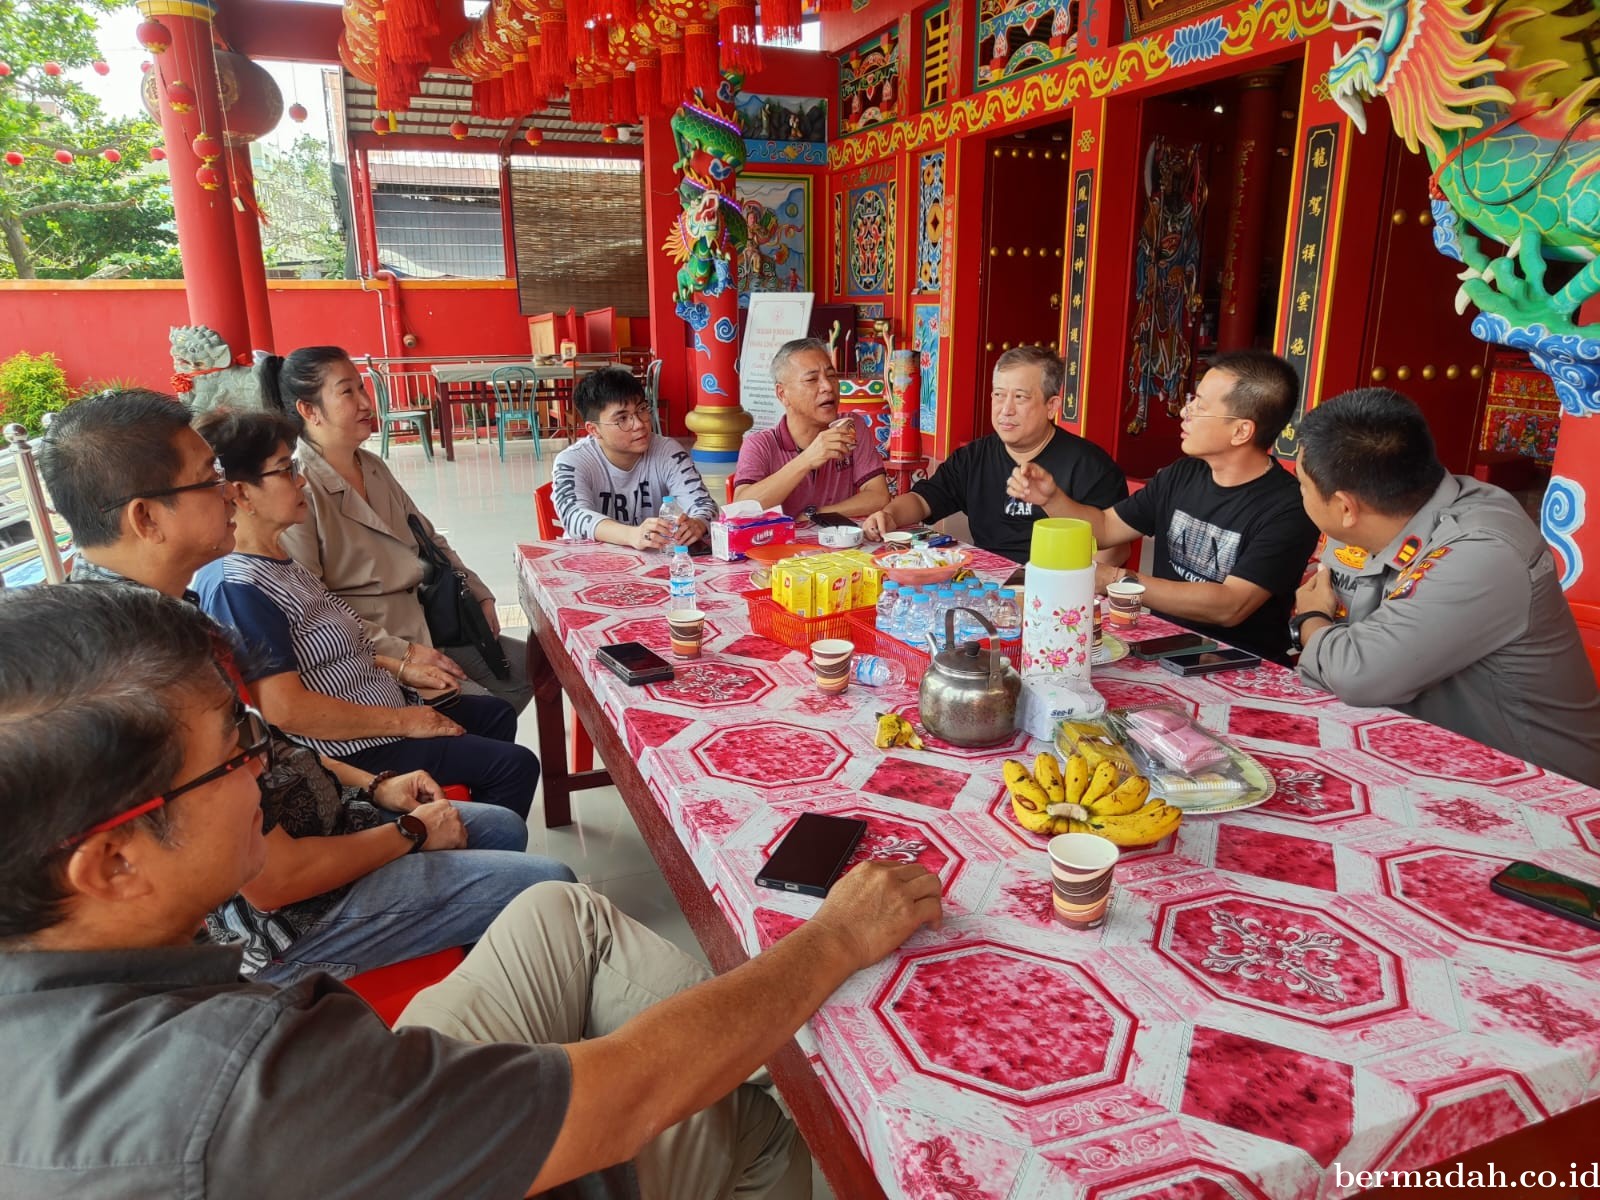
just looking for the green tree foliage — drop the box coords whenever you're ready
[253,137,349,279]
[0,1,176,279]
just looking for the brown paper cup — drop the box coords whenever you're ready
[811,638,854,693]
[1047,833,1119,929]
[667,609,706,659]
[1106,581,1146,628]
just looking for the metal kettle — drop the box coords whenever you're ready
[919,606,1022,747]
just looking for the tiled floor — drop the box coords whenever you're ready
[385,432,836,1197]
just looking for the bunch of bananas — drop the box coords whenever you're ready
[874,712,926,751]
[1004,751,1182,846]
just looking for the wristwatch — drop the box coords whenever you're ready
[1119,570,1140,586]
[395,812,429,854]
[1289,610,1334,652]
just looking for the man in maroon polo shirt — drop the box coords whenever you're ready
[732,338,890,520]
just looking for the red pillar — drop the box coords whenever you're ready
[229,150,276,353]
[641,114,688,435]
[137,0,250,359]
[349,148,381,278]
[1216,70,1283,352]
[498,155,518,280]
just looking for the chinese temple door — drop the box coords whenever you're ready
[1355,123,1491,474]
[972,128,1074,443]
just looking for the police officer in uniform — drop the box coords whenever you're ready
[1289,388,1600,788]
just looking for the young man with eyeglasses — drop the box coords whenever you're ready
[861,345,1129,563]
[732,338,890,519]
[1010,350,1319,662]
[0,584,942,1198]
[550,366,718,550]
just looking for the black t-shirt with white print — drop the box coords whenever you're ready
[1115,457,1319,662]
[912,428,1127,563]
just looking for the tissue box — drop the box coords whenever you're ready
[711,512,796,561]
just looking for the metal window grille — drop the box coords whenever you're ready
[369,150,506,279]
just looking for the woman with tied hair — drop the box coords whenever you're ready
[192,407,543,821]
[259,347,533,713]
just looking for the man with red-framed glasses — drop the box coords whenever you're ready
[0,584,942,1198]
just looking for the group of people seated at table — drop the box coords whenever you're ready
[4,349,943,1196]
[4,329,1600,1195]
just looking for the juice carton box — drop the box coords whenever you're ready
[774,562,816,616]
[813,561,855,615]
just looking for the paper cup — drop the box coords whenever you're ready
[1106,580,1146,628]
[667,609,706,659]
[811,638,855,693]
[1092,598,1104,651]
[1046,833,1119,929]
[883,531,915,548]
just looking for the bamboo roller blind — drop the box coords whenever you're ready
[509,158,650,317]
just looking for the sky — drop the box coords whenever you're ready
[77,4,337,153]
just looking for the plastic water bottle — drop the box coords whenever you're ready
[904,593,933,647]
[658,495,684,547]
[668,545,696,609]
[851,654,907,687]
[876,581,902,636]
[993,587,1022,643]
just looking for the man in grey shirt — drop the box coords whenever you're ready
[0,585,943,1199]
[551,366,718,549]
[1291,388,1600,787]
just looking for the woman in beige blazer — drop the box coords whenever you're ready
[264,347,533,712]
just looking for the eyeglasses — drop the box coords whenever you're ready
[1180,393,1240,421]
[99,458,228,514]
[58,704,272,850]
[597,409,652,430]
[256,456,301,480]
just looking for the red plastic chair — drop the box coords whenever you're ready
[1123,478,1146,572]
[345,946,465,1026]
[725,475,736,504]
[532,482,596,773]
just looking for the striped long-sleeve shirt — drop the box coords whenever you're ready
[194,552,411,759]
[550,435,717,541]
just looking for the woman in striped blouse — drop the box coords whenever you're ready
[192,409,541,819]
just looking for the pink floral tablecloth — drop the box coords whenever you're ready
[517,540,1600,1200]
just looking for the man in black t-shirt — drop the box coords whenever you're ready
[862,346,1129,563]
[1008,350,1318,661]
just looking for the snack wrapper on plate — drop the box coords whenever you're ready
[1056,715,1139,775]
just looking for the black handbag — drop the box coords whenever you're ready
[408,513,511,679]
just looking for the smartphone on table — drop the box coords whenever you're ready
[810,512,859,529]
[755,813,868,898]
[1490,861,1600,932]
[1158,647,1261,676]
[1132,633,1219,660]
[597,641,676,686]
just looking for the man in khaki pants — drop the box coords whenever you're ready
[0,584,942,1200]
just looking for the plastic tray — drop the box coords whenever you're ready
[843,611,1022,678]
[742,589,869,652]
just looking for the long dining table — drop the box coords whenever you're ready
[516,537,1600,1200]
[429,361,597,461]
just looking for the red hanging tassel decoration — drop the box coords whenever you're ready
[611,71,638,125]
[634,52,664,118]
[574,21,594,60]
[684,23,719,100]
[566,0,588,57]
[471,78,489,117]
[386,0,439,59]
[540,7,570,95]
[611,0,638,25]
[717,0,763,74]
[524,39,547,109]
[507,58,531,114]
[759,0,803,45]
[660,40,686,111]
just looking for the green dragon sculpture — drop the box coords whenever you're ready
[663,76,748,306]
[1327,0,1599,336]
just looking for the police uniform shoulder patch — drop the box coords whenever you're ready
[1333,544,1368,570]
[1392,536,1422,567]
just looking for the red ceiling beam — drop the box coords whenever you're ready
[349,133,644,159]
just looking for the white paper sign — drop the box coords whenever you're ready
[739,292,814,432]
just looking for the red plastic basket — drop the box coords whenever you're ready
[741,589,869,651]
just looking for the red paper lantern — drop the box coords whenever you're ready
[166,80,195,112]
[92,60,111,76]
[0,62,11,77]
[288,102,309,123]
[42,62,63,77]
[525,126,543,147]
[150,146,167,161]
[601,124,619,143]
[140,61,152,74]
[191,132,221,161]
[137,19,172,53]
[101,148,122,164]
[3,151,22,167]
[54,149,74,165]
[371,115,391,135]
[195,164,221,191]
[450,119,469,140]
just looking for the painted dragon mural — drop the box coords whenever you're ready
[1326,0,1600,600]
